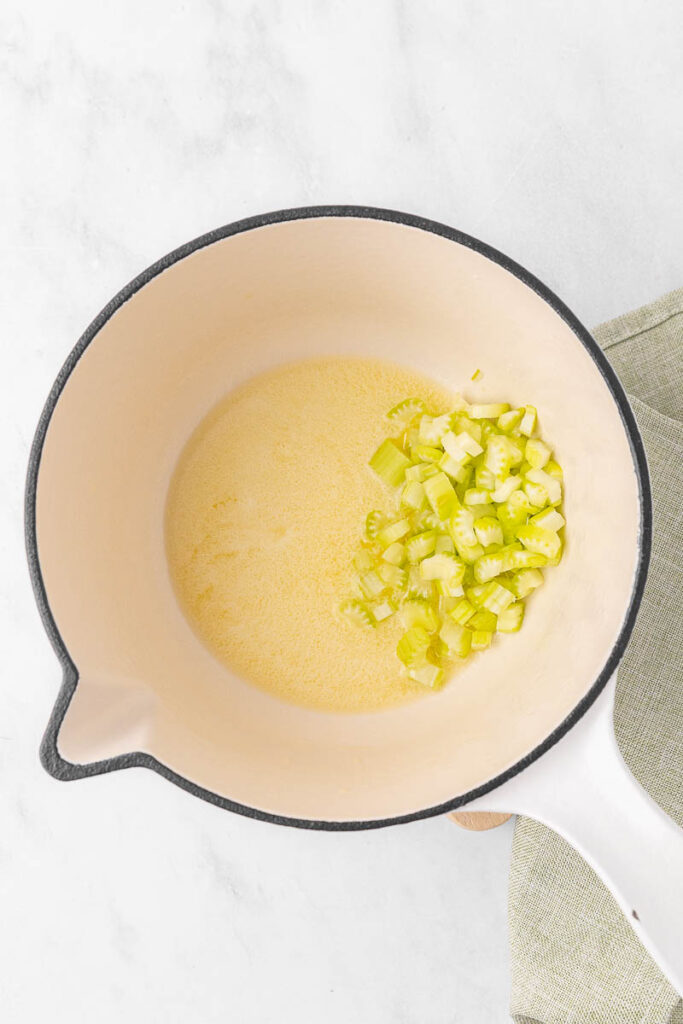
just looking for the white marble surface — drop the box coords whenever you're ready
[2,1,682,1021]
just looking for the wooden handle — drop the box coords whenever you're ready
[449,811,512,831]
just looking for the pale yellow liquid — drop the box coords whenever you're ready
[165,357,453,712]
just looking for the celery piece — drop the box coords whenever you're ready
[449,508,477,548]
[470,502,497,521]
[371,600,397,623]
[382,541,406,566]
[508,567,544,599]
[464,486,493,507]
[435,533,455,554]
[480,581,515,615]
[510,550,548,570]
[473,516,504,548]
[418,414,452,446]
[497,602,524,633]
[420,553,466,583]
[466,584,489,607]
[369,439,411,487]
[456,541,485,565]
[405,462,437,482]
[402,597,439,632]
[411,444,444,464]
[490,474,522,503]
[436,578,465,598]
[386,397,427,424]
[376,518,411,548]
[507,438,525,467]
[525,438,551,469]
[440,620,472,659]
[523,479,549,509]
[353,548,376,572]
[406,529,438,563]
[378,562,406,588]
[450,598,476,625]
[365,510,386,540]
[517,524,562,559]
[473,551,507,583]
[485,435,513,480]
[497,408,523,433]
[359,570,386,600]
[401,480,427,511]
[439,452,470,482]
[545,459,563,480]
[475,464,496,491]
[424,472,459,521]
[470,629,493,650]
[519,405,537,436]
[406,566,436,601]
[408,660,445,689]
[443,429,482,460]
[525,467,562,505]
[397,626,432,667]
[469,609,497,632]
[530,507,565,532]
[469,403,510,419]
[339,599,375,628]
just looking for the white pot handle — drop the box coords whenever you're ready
[465,675,683,995]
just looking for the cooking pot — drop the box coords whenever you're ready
[26,207,682,990]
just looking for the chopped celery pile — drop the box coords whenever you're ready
[339,393,565,689]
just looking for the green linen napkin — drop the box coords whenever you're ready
[509,287,683,1024]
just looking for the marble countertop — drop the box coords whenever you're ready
[2,1,681,1021]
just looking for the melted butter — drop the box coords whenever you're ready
[165,357,453,712]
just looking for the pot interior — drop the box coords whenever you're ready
[35,213,642,822]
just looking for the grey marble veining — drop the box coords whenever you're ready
[2,1,681,1021]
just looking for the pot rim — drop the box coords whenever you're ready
[25,204,652,830]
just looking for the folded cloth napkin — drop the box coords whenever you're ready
[509,287,683,1024]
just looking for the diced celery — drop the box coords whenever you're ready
[470,502,497,521]
[525,468,562,505]
[405,463,430,482]
[464,487,492,505]
[339,599,375,628]
[469,403,510,419]
[469,609,497,632]
[353,548,376,572]
[470,629,493,650]
[466,584,490,607]
[369,439,411,487]
[456,542,485,565]
[497,408,523,432]
[365,510,386,540]
[420,553,466,584]
[359,570,386,600]
[411,445,444,463]
[480,580,515,615]
[376,518,411,548]
[545,459,563,479]
[382,541,406,565]
[436,578,465,598]
[408,660,445,689]
[450,598,476,625]
[485,436,512,480]
[473,551,507,583]
[517,524,562,559]
[530,507,565,532]
[510,550,548,570]
[523,479,549,508]
[439,451,470,482]
[401,597,439,631]
[471,368,482,381]
[440,620,472,659]
[397,626,432,667]
[401,480,427,510]
[449,508,477,548]
[508,568,544,599]
[490,475,522,503]
[473,516,504,548]
[371,599,397,623]
[520,405,537,436]
[424,472,459,520]
[378,562,406,588]
[406,530,437,563]
[435,534,455,554]
[418,414,452,446]
[386,397,427,424]
[497,602,524,633]
[525,438,551,469]
[406,565,436,601]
